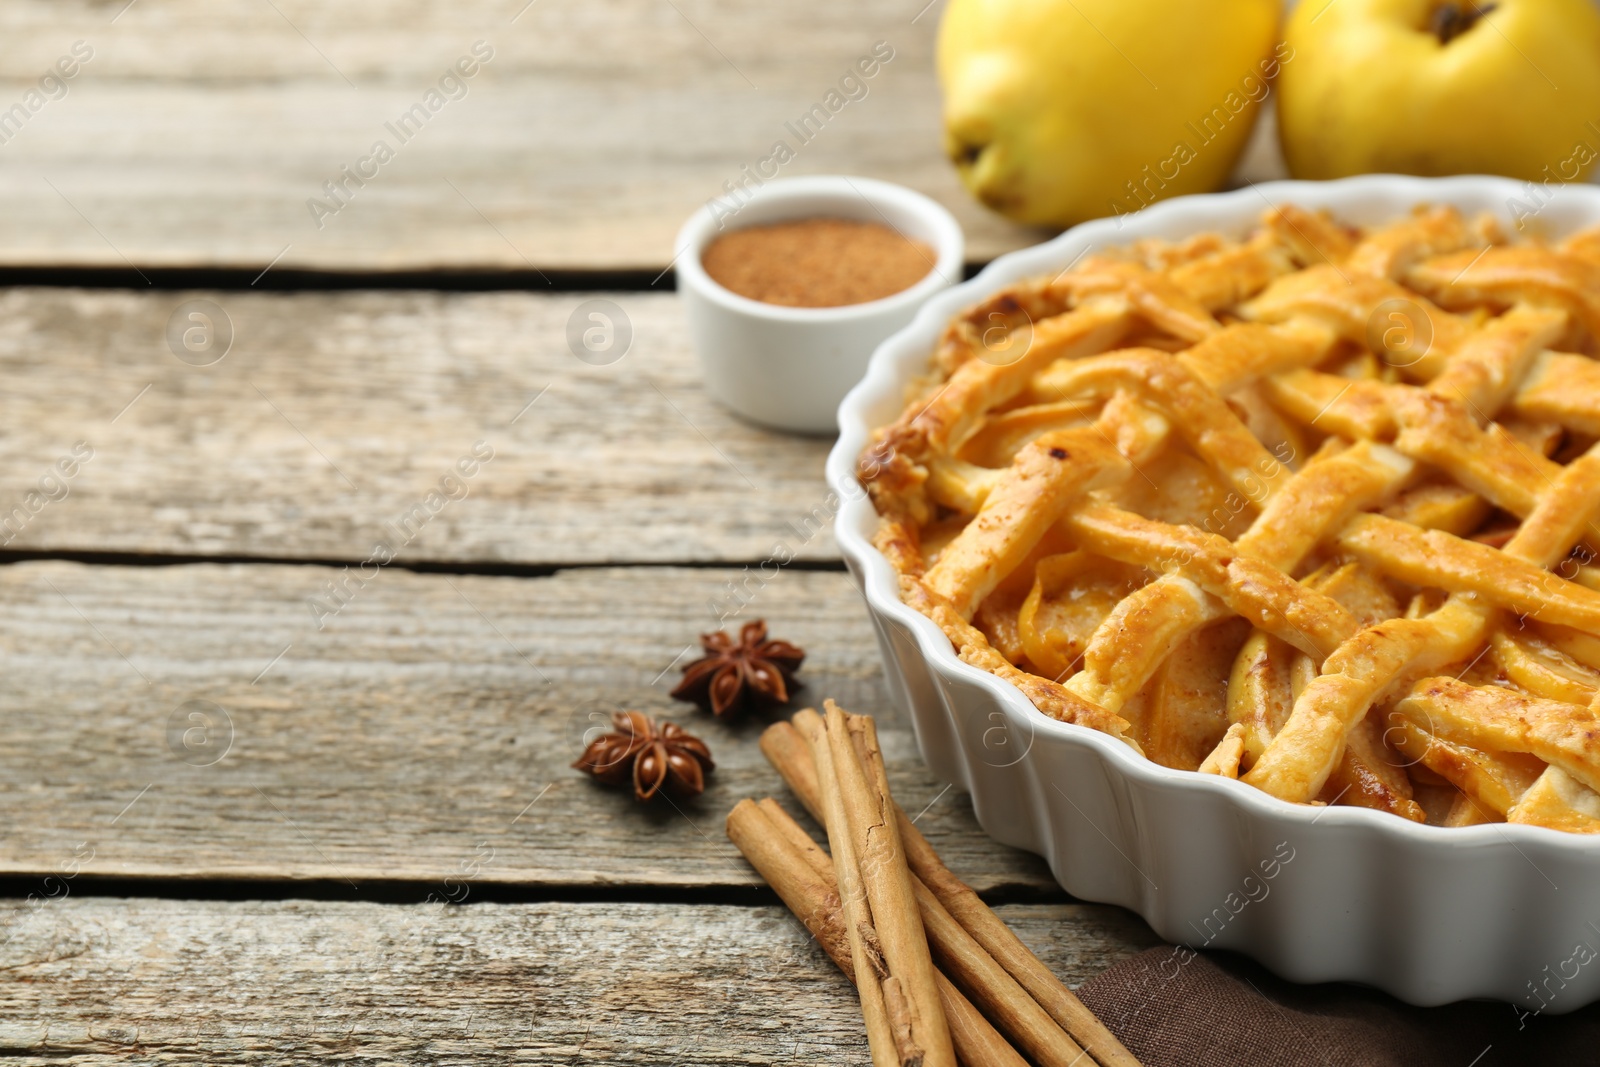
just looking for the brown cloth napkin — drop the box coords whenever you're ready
[1075,947,1600,1067]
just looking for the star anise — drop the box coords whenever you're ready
[671,619,805,719]
[572,710,714,802]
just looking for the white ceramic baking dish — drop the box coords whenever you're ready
[827,174,1600,1010]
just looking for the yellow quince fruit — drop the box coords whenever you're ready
[938,0,1283,228]
[1279,0,1600,182]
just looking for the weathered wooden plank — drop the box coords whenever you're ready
[0,560,1059,893]
[0,0,1047,272]
[0,287,840,564]
[0,897,1158,1063]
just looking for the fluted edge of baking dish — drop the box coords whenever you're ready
[827,174,1600,1010]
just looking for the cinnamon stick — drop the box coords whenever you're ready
[759,712,821,815]
[906,835,1143,1067]
[729,799,1027,1067]
[842,715,1091,1063]
[757,796,833,874]
[798,703,957,1067]
[758,795,1092,1067]
[763,715,1143,1067]
[832,703,954,1067]
[794,710,904,1066]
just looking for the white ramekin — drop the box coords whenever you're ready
[675,176,964,434]
[829,174,1600,1009]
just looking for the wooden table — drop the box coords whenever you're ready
[0,2,1306,1059]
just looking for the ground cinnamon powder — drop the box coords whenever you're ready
[700,218,935,308]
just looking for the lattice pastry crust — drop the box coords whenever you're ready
[860,204,1600,832]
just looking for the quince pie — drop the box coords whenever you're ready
[861,204,1600,832]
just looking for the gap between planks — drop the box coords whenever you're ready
[0,874,1068,909]
[0,549,849,578]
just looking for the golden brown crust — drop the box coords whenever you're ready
[861,204,1600,831]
